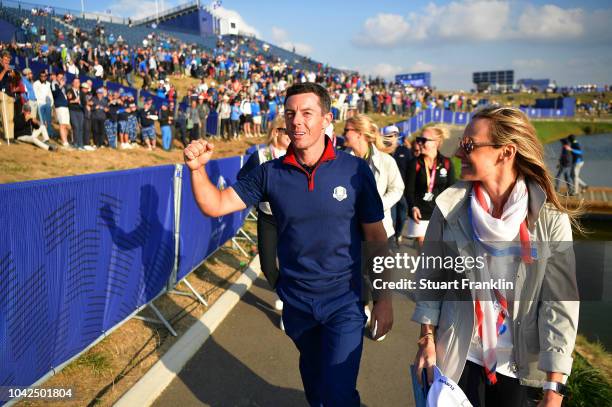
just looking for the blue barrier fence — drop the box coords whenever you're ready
[0,159,250,399]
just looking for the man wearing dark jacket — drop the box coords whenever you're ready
[14,103,56,151]
[67,77,86,149]
[51,71,71,148]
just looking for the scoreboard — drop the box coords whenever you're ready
[395,72,431,87]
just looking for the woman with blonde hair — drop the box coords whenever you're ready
[406,125,456,248]
[237,116,291,328]
[412,106,579,407]
[343,114,404,340]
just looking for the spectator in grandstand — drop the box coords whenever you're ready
[230,98,241,140]
[240,95,253,138]
[33,70,55,138]
[185,98,201,143]
[139,98,157,150]
[555,138,573,194]
[197,95,209,139]
[127,100,139,147]
[382,125,413,246]
[343,114,404,341]
[67,77,86,150]
[413,106,579,407]
[218,95,231,140]
[406,125,456,249]
[20,68,38,120]
[14,103,56,151]
[184,83,391,406]
[159,102,173,151]
[104,90,119,148]
[81,81,95,150]
[237,117,291,328]
[91,88,107,148]
[116,93,130,149]
[0,51,16,142]
[566,134,588,195]
[50,71,71,148]
[174,105,188,147]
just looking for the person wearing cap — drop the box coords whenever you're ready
[33,70,55,138]
[21,68,38,121]
[14,103,56,151]
[217,94,231,140]
[127,100,139,148]
[382,125,413,245]
[92,87,107,148]
[159,102,173,151]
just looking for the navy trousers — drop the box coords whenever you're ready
[282,289,366,407]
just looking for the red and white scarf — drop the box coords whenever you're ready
[470,178,532,384]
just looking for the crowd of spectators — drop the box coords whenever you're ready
[1,6,610,153]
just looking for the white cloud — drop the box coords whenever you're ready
[352,13,413,47]
[270,26,313,55]
[352,1,610,47]
[211,6,260,38]
[517,5,583,40]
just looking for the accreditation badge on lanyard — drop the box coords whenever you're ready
[423,159,437,202]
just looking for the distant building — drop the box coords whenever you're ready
[473,70,514,92]
[395,72,431,87]
[517,78,557,93]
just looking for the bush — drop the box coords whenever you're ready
[564,353,612,407]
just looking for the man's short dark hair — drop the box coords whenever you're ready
[285,83,331,114]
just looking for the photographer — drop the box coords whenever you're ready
[14,103,56,151]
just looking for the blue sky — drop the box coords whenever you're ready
[50,0,611,90]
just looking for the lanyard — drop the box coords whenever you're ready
[424,159,437,193]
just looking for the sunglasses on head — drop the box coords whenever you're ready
[415,136,435,144]
[458,137,503,154]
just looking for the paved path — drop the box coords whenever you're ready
[154,271,419,407]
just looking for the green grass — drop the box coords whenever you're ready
[532,121,612,144]
[565,352,612,407]
[63,350,112,377]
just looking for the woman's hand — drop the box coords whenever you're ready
[412,207,422,223]
[414,334,436,386]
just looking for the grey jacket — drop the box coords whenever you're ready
[411,180,579,387]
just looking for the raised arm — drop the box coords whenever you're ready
[184,139,247,217]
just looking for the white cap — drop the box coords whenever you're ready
[425,366,471,407]
[383,125,400,136]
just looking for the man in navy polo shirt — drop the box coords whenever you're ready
[184,83,392,406]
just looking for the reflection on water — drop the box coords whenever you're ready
[574,215,612,350]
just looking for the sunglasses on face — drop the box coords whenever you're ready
[276,128,287,134]
[458,137,503,154]
[415,136,435,144]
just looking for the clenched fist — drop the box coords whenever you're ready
[184,140,215,171]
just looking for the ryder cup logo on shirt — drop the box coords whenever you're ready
[333,186,348,202]
[440,168,448,177]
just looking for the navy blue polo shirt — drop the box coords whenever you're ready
[233,138,384,300]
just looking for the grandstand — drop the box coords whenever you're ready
[0,0,331,73]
